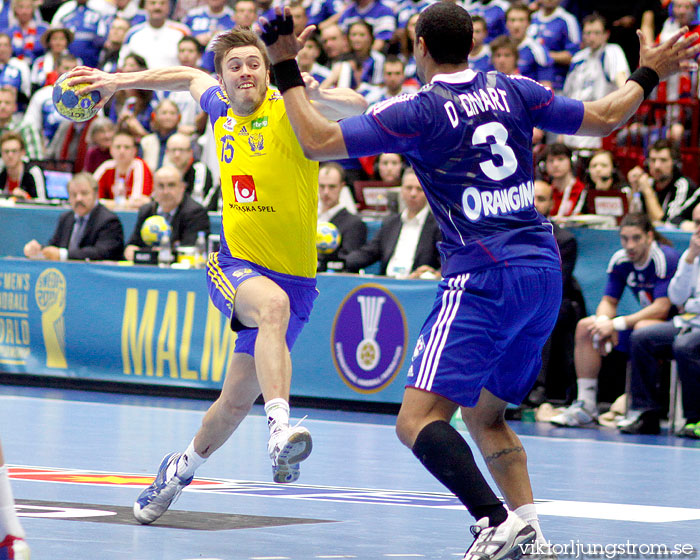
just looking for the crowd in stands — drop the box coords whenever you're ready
[1,0,700,438]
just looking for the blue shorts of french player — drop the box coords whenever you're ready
[406,265,562,407]
[206,252,318,356]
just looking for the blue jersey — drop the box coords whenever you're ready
[528,7,580,90]
[604,242,680,307]
[466,0,509,42]
[339,69,584,276]
[338,0,396,41]
[517,37,555,85]
[469,46,493,73]
[184,6,235,39]
[53,4,104,68]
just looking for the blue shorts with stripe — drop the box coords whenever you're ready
[206,252,318,356]
[406,265,562,407]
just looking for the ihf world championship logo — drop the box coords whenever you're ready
[331,284,407,393]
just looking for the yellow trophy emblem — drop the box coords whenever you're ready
[35,268,67,368]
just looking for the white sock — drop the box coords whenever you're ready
[0,466,24,540]
[577,378,598,412]
[514,503,546,546]
[176,439,207,480]
[265,398,290,434]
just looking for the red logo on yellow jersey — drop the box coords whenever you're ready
[233,175,257,203]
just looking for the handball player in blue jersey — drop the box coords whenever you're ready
[258,4,700,558]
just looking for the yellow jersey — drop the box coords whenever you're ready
[200,86,319,278]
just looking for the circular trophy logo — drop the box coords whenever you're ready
[331,284,407,393]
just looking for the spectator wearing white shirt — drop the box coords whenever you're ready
[344,168,441,278]
[118,0,191,70]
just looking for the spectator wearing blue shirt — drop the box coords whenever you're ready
[323,20,385,88]
[506,2,554,88]
[465,0,510,42]
[297,34,331,85]
[338,0,396,52]
[0,33,31,105]
[185,0,235,53]
[551,213,680,427]
[528,0,580,91]
[51,0,104,69]
[489,34,519,75]
[469,15,493,73]
[7,0,48,65]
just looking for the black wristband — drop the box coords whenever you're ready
[626,66,660,99]
[272,59,304,93]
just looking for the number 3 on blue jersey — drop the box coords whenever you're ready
[472,122,517,181]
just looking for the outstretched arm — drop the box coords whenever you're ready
[577,28,700,136]
[258,12,352,160]
[65,66,219,111]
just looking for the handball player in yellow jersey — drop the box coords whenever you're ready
[67,27,367,525]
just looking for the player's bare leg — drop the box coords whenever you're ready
[462,388,548,550]
[193,353,261,457]
[233,276,312,483]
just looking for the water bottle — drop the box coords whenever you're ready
[194,231,207,268]
[630,192,643,214]
[114,177,126,207]
[158,232,173,267]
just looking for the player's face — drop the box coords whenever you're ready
[582,21,607,50]
[588,153,614,188]
[0,139,23,168]
[166,140,192,169]
[348,24,372,56]
[472,22,487,49]
[318,168,343,210]
[673,0,696,27]
[68,178,97,217]
[545,154,571,180]
[492,47,517,74]
[153,170,186,213]
[506,10,529,42]
[234,1,258,27]
[620,226,654,265]
[383,62,404,92]
[378,153,402,184]
[648,149,674,182]
[219,46,269,116]
[110,134,137,165]
[401,174,426,214]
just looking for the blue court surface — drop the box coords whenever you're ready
[1,384,699,559]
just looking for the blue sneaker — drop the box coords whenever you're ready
[133,452,192,524]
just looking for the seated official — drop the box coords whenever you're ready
[0,131,46,199]
[317,162,367,272]
[124,165,210,261]
[344,168,441,279]
[23,172,124,261]
[165,133,220,211]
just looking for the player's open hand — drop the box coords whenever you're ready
[64,66,116,111]
[256,7,316,64]
[638,27,700,81]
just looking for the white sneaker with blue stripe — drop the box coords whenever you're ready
[133,452,193,524]
[268,424,312,484]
